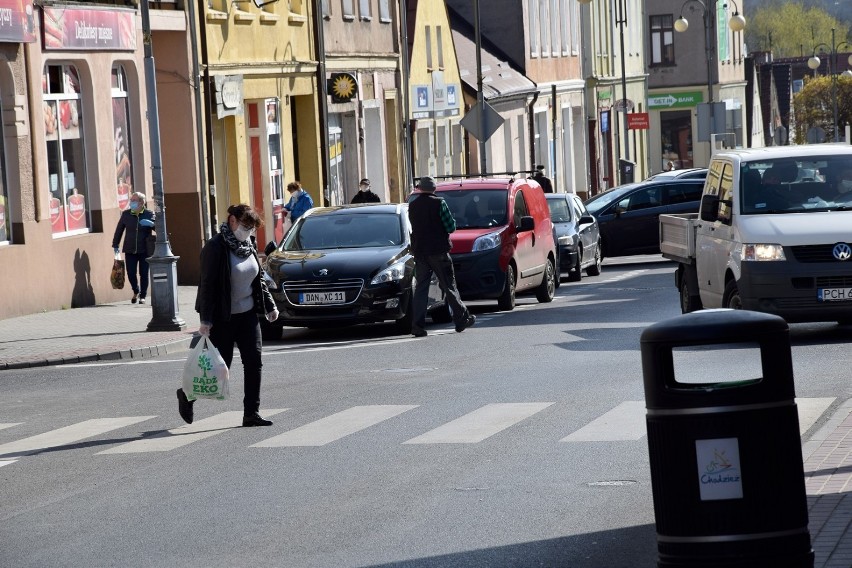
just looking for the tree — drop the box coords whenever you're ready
[746,2,848,58]
[792,75,852,143]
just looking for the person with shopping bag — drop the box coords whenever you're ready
[177,203,279,427]
[112,192,155,304]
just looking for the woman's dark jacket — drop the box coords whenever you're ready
[113,209,155,255]
[195,234,276,325]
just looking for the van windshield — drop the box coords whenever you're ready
[740,157,852,214]
[439,190,508,229]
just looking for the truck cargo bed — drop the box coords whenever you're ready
[659,213,698,264]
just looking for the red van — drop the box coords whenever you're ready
[432,176,557,310]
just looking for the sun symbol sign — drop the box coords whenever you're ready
[332,75,356,99]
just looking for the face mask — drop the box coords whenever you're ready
[234,225,254,242]
[360,185,368,192]
[129,202,140,211]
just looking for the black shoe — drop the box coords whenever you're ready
[176,388,194,424]
[131,293,138,304]
[412,327,427,338]
[243,413,273,427]
[456,314,476,333]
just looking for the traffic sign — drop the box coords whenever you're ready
[627,113,650,130]
[460,101,505,142]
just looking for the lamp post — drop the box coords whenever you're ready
[674,0,745,148]
[807,28,852,143]
[140,0,186,331]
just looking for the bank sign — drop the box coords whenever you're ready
[648,91,704,110]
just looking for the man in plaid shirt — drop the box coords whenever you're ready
[407,176,475,338]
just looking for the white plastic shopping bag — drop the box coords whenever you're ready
[182,337,230,401]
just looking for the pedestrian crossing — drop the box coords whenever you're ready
[0,397,837,466]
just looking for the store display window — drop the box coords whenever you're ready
[43,63,89,235]
[111,65,134,210]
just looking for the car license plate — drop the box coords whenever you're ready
[817,288,852,302]
[299,291,345,305]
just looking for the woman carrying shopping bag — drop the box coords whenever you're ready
[177,203,279,427]
[112,192,155,304]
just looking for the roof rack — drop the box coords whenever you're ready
[415,171,534,181]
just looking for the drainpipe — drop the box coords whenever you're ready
[551,83,557,191]
[528,90,539,171]
[313,2,330,205]
[186,0,210,240]
[196,0,217,235]
[399,0,413,192]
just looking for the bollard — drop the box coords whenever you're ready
[640,309,814,568]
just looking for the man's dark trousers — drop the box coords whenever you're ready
[412,253,468,330]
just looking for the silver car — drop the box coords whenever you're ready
[545,193,602,282]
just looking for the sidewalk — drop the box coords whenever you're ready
[0,294,849,565]
[0,286,200,370]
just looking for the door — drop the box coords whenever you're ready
[572,195,596,264]
[695,160,735,307]
[511,189,536,290]
[602,185,666,256]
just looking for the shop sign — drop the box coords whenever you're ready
[597,90,612,101]
[648,91,703,109]
[411,84,433,119]
[432,71,460,119]
[627,113,650,130]
[0,0,36,43]
[42,6,136,51]
[214,75,244,119]
[328,73,358,104]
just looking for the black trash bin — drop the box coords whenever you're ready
[640,309,813,568]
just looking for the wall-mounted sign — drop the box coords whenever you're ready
[0,0,36,43]
[613,99,634,112]
[214,75,244,119]
[42,7,136,51]
[328,73,358,104]
[627,113,650,130]
[648,91,704,110]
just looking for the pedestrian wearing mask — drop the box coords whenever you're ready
[408,176,475,338]
[177,204,279,427]
[112,192,155,304]
[351,178,381,204]
[283,181,314,223]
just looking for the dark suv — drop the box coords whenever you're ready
[431,176,558,310]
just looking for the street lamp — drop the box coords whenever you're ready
[807,28,852,143]
[674,0,745,149]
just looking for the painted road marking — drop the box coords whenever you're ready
[561,401,647,442]
[252,405,418,447]
[0,423,21,432]
[404,403,554,444]
[0,417,156,459]
[97,409,289,454]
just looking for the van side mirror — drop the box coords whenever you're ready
[264,241,277,256]
[699,194,719,222]
[519,216,535,232]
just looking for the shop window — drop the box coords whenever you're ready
[111,65,134,211]
[650,15,675,66]
[43,64,90,236]
[0,95,8,245]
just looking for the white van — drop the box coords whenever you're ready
[659,145,852,324]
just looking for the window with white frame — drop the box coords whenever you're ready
[528,0,539,57]
[43,64,89,236]
[539,0,549,57]
[571,0,579,54]
[359,0,370,20]
[342,0,354,19]
[378,0,389,22]
[650,15,675,66]
[111,65,135,212]
[550,0,559,56]
[321,0,330,18]
[560,0,570,55]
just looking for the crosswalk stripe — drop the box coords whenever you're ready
[252,405,418,447]
[561,401,647,442]
[0,423,21,432]
[403,403,554,444]
[0,416,156,459]
[97,409,289,454]
[796,397,835,435]
[0,460,17,468]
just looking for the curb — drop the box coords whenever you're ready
[0,336,194,370]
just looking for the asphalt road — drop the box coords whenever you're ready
[2,255,850,568]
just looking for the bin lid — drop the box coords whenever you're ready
[641,310,796,410]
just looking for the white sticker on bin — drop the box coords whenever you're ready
[695,437,743,501]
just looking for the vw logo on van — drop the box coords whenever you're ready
[833,243,852,261]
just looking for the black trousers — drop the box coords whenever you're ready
[412,252,469,330]
[124,253,149,297]
[209,310,263,415]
